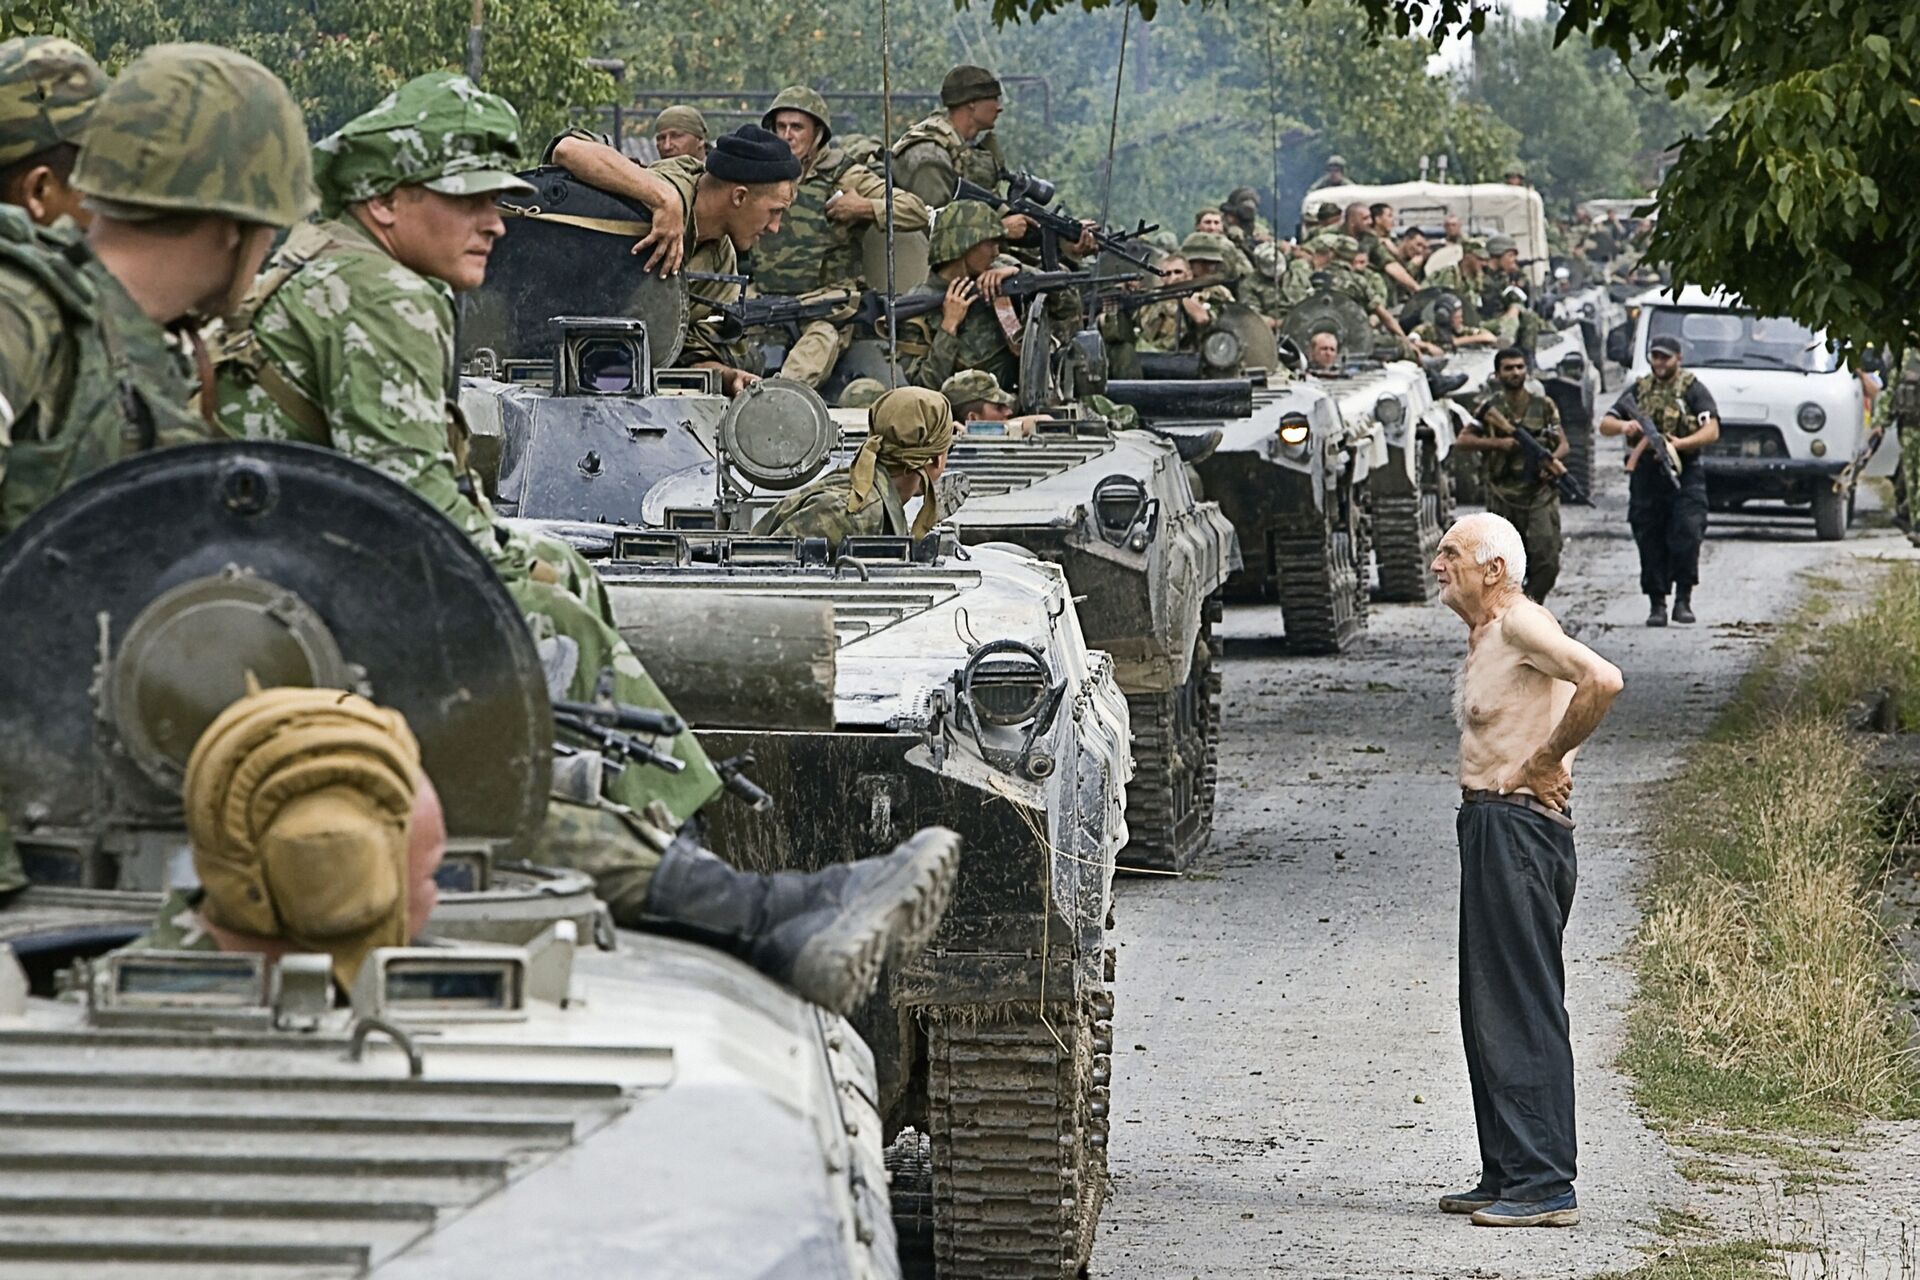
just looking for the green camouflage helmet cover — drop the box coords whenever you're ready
[940,64,1002,109]
[1306,233,1340,255]
[0,36,107,168]
[930,198,1003,265]
[1179,231,1234,264]
[71,43,315,227]
[762,86,832,146]
[941,368,1013,410]
[1486,234,1517,257]
[312,70,534,217]
[1333,234,1361,257]
[838,377,888,409]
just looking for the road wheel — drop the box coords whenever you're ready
[1813,484,1849,541]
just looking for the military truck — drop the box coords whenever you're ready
[0,442,904,1279]
[523,524,1133,1279]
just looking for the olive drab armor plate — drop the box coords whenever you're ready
[720,377,839,491]
[0,442,552,870]
[1281,288,1373,357]
[1214,301,1280,375]
[462,166,689,368]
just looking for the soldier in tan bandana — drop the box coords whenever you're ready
[754,386,956,541]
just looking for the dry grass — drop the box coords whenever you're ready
[1625,566,1920,1133]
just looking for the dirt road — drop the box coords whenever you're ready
[1093,463,1905,1279]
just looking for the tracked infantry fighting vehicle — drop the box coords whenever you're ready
[523,524,1133,1279]
[0,443,904,1278]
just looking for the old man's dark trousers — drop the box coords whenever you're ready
[1457,795,1579,1201]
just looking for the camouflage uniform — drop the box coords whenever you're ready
[123,889,221,952]
[1882,350,1920,536]
[1279,254,1324,309]
[1423,263,1485,327]
[1137,284,1235,353]
[0,36,107,170]
[752,467,912,541]
[213,71,722,825]
[1473,384,1564,602]
[755,386,953,541]
[1620,369,1712,598]
[891,66,1007,210]
[752,87,929,387]
[898,200,1017,392]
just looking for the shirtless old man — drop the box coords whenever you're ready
[1431,512,1623,1229]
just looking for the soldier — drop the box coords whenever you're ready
[0,42,312,538]
[943,368,1016,422]
[128,685,962,1017]
[1137,251,1234,354]
[1503,161,1528,188]
[892,65,1018,220]
[1425,237,1490,326]
[1367,204,1422,301]
[213,71,722,825]
[1194,208,1226,235]
[652,105,708,161]
[752,86,930,387]
[1454,347,1568,603]
[1280,234,1336,309]
[896,199,1018,392]
[1309,153,1350,191]
[1483,234,1542,350]
[1220,186,1273,248]
[545,122,799,393]
[1411,293,1496,356]
[755,386,955,540]
[1336,239,1407,342]
[1306,330,1342,374]
[0,36,106,228]
[1599,334,1721,625]
[839,376,888,409]
[1881,349,1920,544]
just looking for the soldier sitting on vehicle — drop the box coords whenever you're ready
[943,368,1016,423]
[0,36,106,229]
[650,105,708,161]
[1138,250,1235,354]
[892,64,1022,227]
[1194,208,1226,235]
[751,86,930,388]
[1366,204,1423,302]
[545,122,799,396]
[126,685,961,1016]
[1424,236,1490,325]
[896,199,1020,393]
[755,386,956,540]
[1281,234,1337,308]
[1411,293,1497,356]
[1335,238,1408,342]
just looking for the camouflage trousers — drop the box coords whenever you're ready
[533,793,670,925]
[778,320,853,388]
[1897,422,1920,535]
[1484,487,1562,604]
[519,534,722,824]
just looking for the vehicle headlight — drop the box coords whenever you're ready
[1557,352,1586,380]
[1373,396,1405,429]
[1796,402,1826,432]
[1277,414,1312,448]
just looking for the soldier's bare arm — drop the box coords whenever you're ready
[1496,604,1623,807]
[548,135,687,274]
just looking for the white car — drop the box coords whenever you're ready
[1609,285,1864,540]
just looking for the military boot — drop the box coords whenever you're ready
[1646,595,1668,627]
[1670,590,1696,625]
[639,827,961,1015]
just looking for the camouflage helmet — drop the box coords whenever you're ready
[313,71,533,217]
[1143,227,1180,254]
[940,64,1002,109]
[1326,154,1348,169]
[1305,232,1340,256]
[0,36,107,168]
[1461,235,1489,258]
[838,377,888,409]
[941,369,1014,412]
[930,198,1003,265]
[1486,234,1517,258]
[71,43,315,227]
[1332,234,1361,257]
[1504,161,1527,178]
[1434,291,1463,320]
[762,86,832,146]
[1180,231,1234,264]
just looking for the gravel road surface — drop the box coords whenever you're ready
[1092,461,1905,1279]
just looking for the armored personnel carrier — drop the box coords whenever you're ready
[524,525,1132,1279]
[0,442,904,1279]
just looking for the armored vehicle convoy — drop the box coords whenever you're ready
[0,442,905,1279]
[529,525,1133,1279]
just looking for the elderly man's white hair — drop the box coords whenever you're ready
[1451,511,1527,587]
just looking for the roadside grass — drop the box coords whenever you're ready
[1622,563,1920,1139]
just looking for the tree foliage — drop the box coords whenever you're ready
[5,0,613,143]
[1464,18,1644,204]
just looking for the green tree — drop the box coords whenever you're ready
[1465,17,1643,204]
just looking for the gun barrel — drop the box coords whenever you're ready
[1104,378,1255,420]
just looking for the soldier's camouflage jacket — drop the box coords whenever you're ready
[1475,384,1562,505]
[891,112,1005,210]
[0,205,208,536]
[1137,284,1235,353]
[897,277,1019,392]
[1279,257,1321,309]
[753,463,912,541]
[122,889,220,953]
[1421,264,1485,327]
[752,143,929,296]
[212,216,723,820]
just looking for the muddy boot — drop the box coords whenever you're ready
[638,827,960,1015]
[1670,590,1696,625]
[1646,594,1668,627]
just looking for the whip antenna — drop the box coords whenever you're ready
[1099,0,1133,228]
[881,0,899,383]
[1265,8,1282,293]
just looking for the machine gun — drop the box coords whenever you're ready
[954,170,1162,273]
[552,697,688,776]
[1480,401,1587,504]
[695,270,1142,342]
[1102,277,1216,315]
[1612,389,1682,491]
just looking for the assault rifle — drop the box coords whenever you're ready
[1102,277,1216,315]
[1612,389,1682,491]
[696,270,1142,342]
[1480,401,1587,504]
[954,170,1162,273]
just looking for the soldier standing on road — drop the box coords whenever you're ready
[1455,348,1568,603]
[752,86,929,387]
[213,71,724,824]
[545,122,798,394]
[1599,334,1721,626]
[755,386,956,540]
[651,105,708,161]
[896,199,1019,392]
[1883,349,1920,545]
[1431,510,1622,1229]
[0,36,107,228]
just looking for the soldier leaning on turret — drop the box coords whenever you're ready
[755,386,956,541]
[0,36,107,228]
[751,86,929,389]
